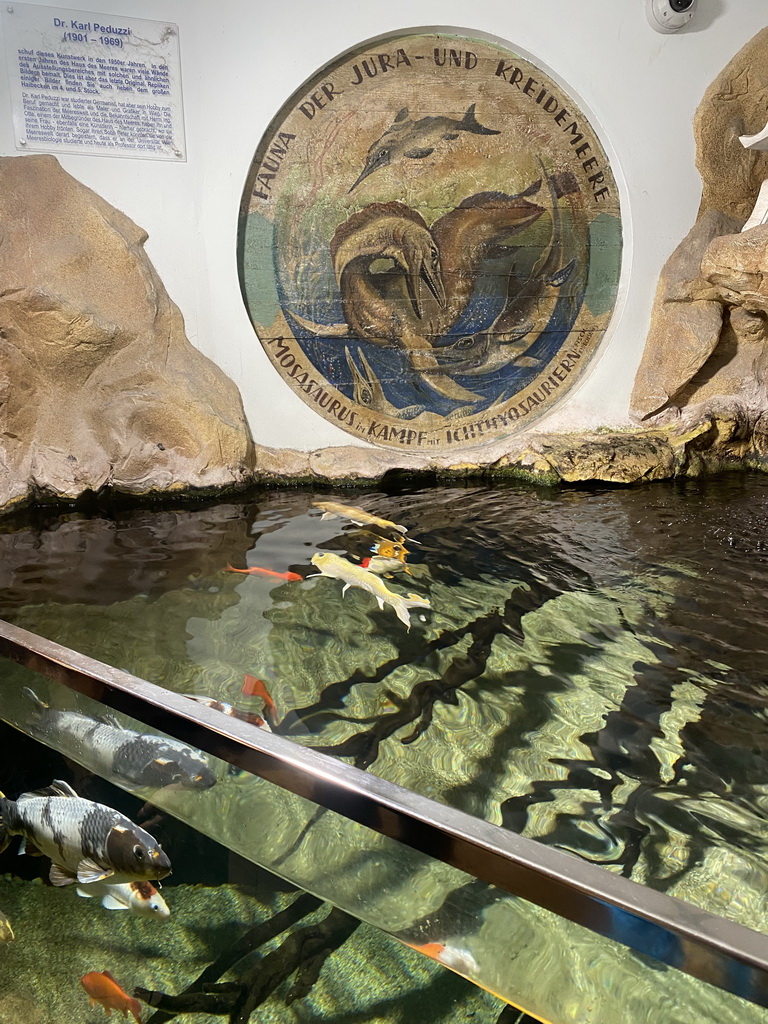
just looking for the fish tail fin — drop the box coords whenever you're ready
[461,102,501,136]
[22,686,48,712]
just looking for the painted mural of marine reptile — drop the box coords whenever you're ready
[348,103,501,193]
[428,168,587,376]
[290,190,543,402]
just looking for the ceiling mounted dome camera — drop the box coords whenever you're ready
[646,0,698,33]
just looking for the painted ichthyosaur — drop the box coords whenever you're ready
[349,104,501,192]
[309,552,430,628]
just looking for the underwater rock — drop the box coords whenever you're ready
[0,154,255,514]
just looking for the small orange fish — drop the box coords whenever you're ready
[185,694,271,731]
[408,941,447,959]
[242,675,278,727]
[81,971,142,1022]
[405,941,480,975]
[225,564,302,582]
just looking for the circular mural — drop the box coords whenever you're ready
[238,30,622,451]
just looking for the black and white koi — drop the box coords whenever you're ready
[0,779,172,887]
[76,878,170,919]
[23,688,216,791]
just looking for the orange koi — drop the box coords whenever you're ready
[184,695,271,731]
[225,564,302,582]
[81,971,142,1022]
[405,940,480,975]
[410,941,446,959]
[242,675,278,727]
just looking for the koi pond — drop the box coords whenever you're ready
[2,474,768,1023]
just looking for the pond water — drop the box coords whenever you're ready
[2,474,768,1021]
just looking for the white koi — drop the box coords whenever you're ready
[310,552,429,628]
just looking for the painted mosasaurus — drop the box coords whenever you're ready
[312,500,408,534]
[23,687,216,791]
[77,878,170,919]
[309,552,430,628]
[0,779,172,887]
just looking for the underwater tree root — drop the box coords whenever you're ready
[137,897,359,1022]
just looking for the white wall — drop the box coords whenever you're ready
[2,0,766,449]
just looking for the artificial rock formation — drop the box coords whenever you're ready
[631,27,768,430]
[0,154,255,512]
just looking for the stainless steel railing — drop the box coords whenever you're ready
[1,616,767,1008]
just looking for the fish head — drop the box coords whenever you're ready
[310,553,331,570]
[395,231,445,319]
[143,745,217,790]
[348,143,392,192]
[129,880,170,920]
[105,824,172,881]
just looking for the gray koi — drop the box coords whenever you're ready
[350,104,501,192]
[23,688,215,791]
[0,779,171,887]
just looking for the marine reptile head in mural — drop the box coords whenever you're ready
[238,30,622,451]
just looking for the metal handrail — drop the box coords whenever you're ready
[1,617,767,1008]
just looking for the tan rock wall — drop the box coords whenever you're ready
[0,155,256,511]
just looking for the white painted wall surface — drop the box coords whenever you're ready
[1,1,766,449]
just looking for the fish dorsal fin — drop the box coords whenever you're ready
[77,858,113,884]
[393,107,409,124]
[548,257,576,288]
[29,779,78,799]
[101,894,130,911]
[404,146,434,160]
[98,713,124,730]
[50,863,77,887]
[102,970,119,984]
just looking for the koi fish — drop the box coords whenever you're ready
[312,500,408,534]
[241,675,278,728]
[373,539,409,559]
[349,103,501,192]
[225,564,302,581]
[77,879,170,919]
[0,910,13,942]
[407,941,480,975]
[0,779,171,887]
[309,552,430,628]
[23,688,215,791]
[184,694,271,731]
[360,555,412,576]
[81,970,143,1023]
[362,538,411,574]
